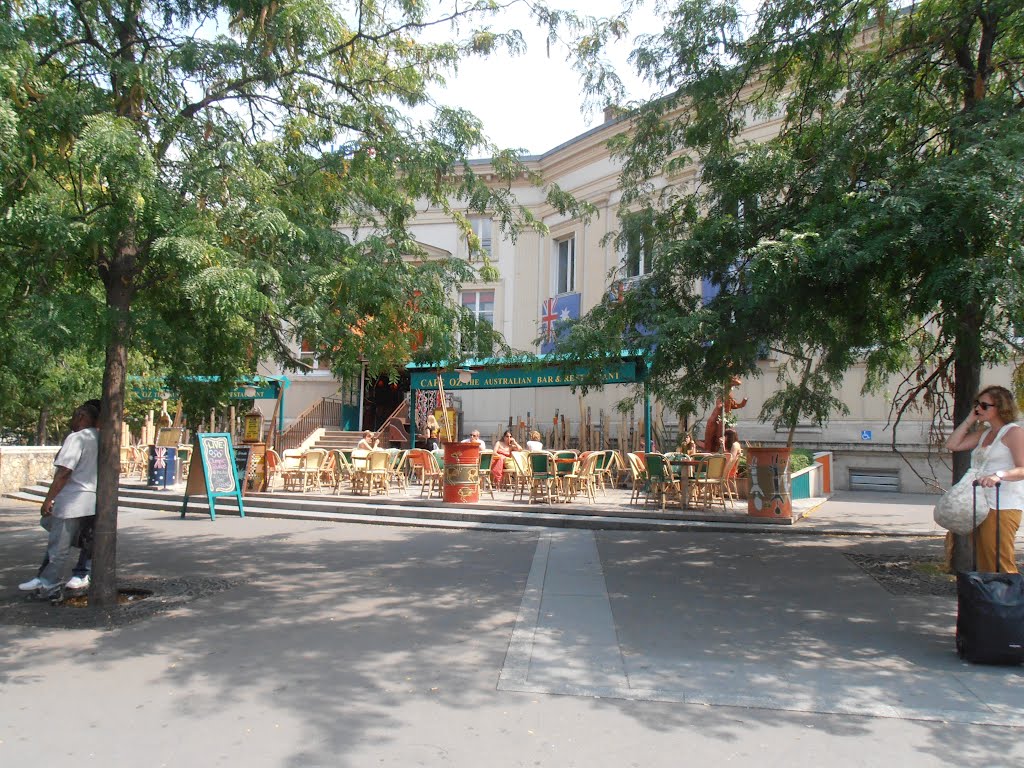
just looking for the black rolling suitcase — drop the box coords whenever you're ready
[955,481,1024,664]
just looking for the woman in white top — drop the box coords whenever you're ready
[945,385,1024,573]
[356,430,379,451]
[525,430,544,452]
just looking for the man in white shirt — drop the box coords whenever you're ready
[19,402,99,595]
[462,430,487,450]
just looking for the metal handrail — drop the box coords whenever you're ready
[277,395,346,453]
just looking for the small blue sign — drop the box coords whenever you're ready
[861,430,872,441]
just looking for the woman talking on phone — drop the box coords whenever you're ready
[945,385,1024,572]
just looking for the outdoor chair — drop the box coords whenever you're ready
[643,453,678,511]
[319,450,338,489]
[264,449,283,491]
[591,450,610,495]
[283,449,325,493]
[477,449,496,500]
[563,451,600,504]
[418,450,444,499]
[626,452,648,505]
[406,448,429,486]
[527,451,559,504]
[510,451,532,501]
[723,452,742,503]
[331,450,355,493]
[362,449,391,496]
[692,453,729,512]
[388,449,409,491]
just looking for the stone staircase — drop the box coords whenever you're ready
[6,482,783,533]
[310,428,364,452]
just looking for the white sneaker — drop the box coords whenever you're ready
[18,577,45,591]
[65,575,90,590]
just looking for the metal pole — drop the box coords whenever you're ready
[644,384,652,452]
[409,381,417,448]
[357,360,366,431]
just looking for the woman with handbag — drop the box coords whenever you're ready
[945,385,1024,572]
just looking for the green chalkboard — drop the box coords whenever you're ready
[181,433,245,520]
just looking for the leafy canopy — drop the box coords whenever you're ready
[560,0,1024,450]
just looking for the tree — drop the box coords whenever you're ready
[0,0,595,606]
[560,0,1024,566]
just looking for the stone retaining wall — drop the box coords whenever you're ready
[0,446,58,495]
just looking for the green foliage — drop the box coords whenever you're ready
[560,0,1024,449]
[0,0,607,601]
[789,449,815,474]
[0,0,611,431]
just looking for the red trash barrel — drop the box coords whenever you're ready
[443,441,480,504]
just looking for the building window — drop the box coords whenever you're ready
[461,289,495,356]
[622,217,654,278]
[469,216,492,258]
[299,339,328,371]
[556,236,576,295]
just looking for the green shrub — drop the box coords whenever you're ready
[789,449,815,473]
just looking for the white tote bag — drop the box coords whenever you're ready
[933,469,985,534]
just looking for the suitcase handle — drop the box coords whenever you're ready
[971,479,1002,573]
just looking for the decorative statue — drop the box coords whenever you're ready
[703,375,747,452]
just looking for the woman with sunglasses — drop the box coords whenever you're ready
[945,385,1024,572]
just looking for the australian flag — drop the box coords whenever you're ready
[539,293,581,353]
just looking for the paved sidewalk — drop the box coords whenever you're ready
[1,498,1022,767]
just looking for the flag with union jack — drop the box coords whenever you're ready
[539,293,581,353]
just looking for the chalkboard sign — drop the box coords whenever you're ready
[180,433,245,520]
[234,445,256,496]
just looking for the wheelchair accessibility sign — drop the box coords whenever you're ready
[861,430,872,441]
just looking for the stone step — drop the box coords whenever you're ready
[9,483,787,533]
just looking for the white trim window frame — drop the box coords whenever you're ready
[556,235,576,295]
[460,288,495,356]
[468,216,492,259]
[622,221,653,279]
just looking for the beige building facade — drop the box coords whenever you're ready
[270,113,1020,494]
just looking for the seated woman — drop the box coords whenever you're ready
[525,430,543,452]
[356,430,379,451]
[721,428,742,461]
[491,430,523,487]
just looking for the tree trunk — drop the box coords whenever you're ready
[950,306,983,573]
[92,248,135,608]
[36,407,49,445]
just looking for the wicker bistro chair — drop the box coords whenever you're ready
[319,450,338,489]
[527,451,559,504]
[509,451,532,502]
[590,450,611,495]
[691,453,730,512]
[723,452,742,502]
[331,450,355,493]
[388,449,409,491]
[406,448,428,486]
[643,453,679,511]
[477,450,496,499]
[349,450,370,494]
[264,449,283,491]
[626,452,648,505]
[281,449,325,493]
[604,450,627,489]
[362,449,392,496]
[563,451,600,504]
[418,450,444,499]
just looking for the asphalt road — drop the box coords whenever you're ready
[2,500,1022,767]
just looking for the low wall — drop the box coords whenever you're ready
[0,446,58,495]
[791,462,824,500]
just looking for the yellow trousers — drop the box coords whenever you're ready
[947,508,1022,573]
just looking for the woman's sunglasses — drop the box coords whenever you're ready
[973,400,995,411]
